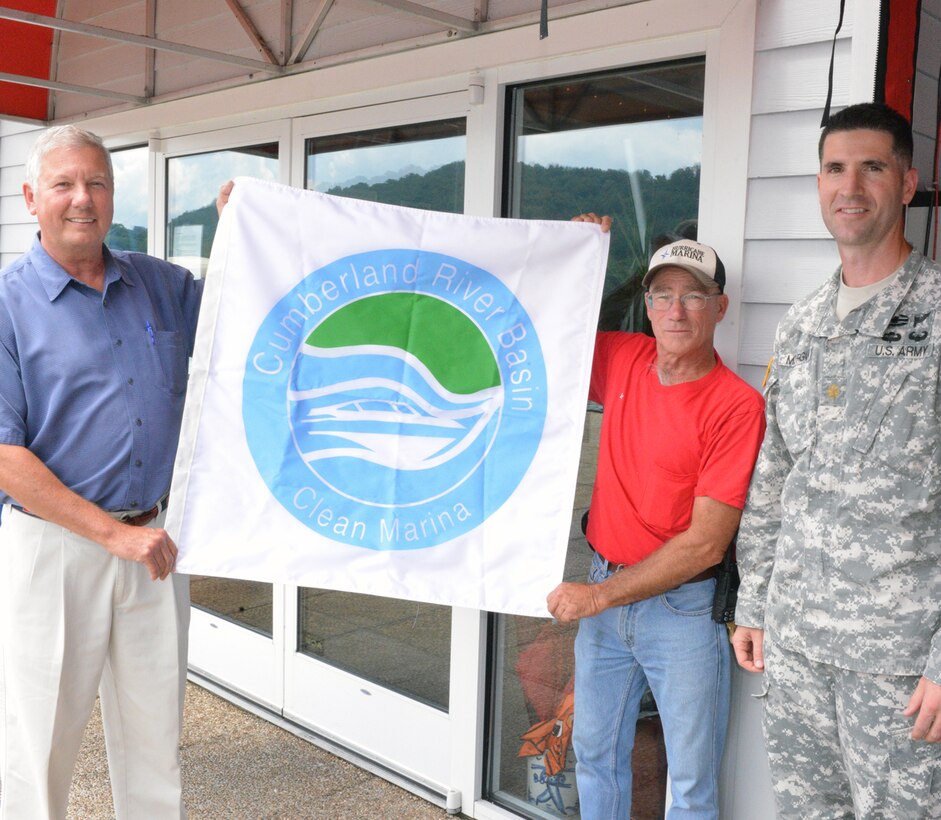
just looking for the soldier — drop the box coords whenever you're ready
[732,102,941,816]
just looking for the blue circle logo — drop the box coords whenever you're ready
[243,249,547,550]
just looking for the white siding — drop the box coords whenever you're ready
[740,301,792,366]
[748,108,829,178]
[0,165,24,198]
[0,121,39,267]
[909,205,938,260]
[730,8,883,806]
[753,0,854,50]
[745,175,830,240]
[0,188,30,225]
[736,0,876,390]
[751,39,852,115]
[742,239,841,303]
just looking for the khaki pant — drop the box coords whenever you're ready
[0,507,189,820]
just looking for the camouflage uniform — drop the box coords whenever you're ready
[737,249,941,818]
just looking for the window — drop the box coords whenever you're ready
[107,146,148,252]
[306,118,465,212]
[166,143,279,279]
[506,59,704,333]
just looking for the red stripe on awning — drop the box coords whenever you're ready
[0,0,59,121]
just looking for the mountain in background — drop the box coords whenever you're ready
[108,161,698,332]
[105,223,148,253]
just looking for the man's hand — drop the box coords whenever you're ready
[571,213,612,232]
[547,581,605,623]
[904,676,941,742]
[731,625,765,673]
[217,180,234,216]
[103,524,178,581]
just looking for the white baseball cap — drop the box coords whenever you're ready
[643,239,726,293]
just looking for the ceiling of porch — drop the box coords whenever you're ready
[0,0,641,123]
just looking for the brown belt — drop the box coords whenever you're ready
[119,503,162,527]
[595,551,716,583]
[686,567,718,583]
[12,495,168,527]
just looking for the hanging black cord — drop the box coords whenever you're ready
[540,0,549,39]
[821,0,847,126]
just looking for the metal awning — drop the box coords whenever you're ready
[0,0,636,124]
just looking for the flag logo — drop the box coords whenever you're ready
[243,248,547,550]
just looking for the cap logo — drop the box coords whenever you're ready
[670,245,705,263]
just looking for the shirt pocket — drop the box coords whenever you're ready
[153,330,188,395]
[851,359,940,483]
[772,358,817,459]
[640,462,697,532]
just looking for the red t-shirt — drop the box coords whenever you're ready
[587,333,765,565]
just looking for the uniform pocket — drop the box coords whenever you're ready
[851,359,940,482]
[885,727,941,819]
[773,360,816,458]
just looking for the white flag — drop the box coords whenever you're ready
[168,177,609,616]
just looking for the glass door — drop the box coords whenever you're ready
[487,59,706,818]
[160,125,288,708]
[283,99,467,791]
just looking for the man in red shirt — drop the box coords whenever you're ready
[548,216,765,819]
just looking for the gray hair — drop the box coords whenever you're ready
[25,125,114,190]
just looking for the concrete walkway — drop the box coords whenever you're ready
[66,682,451,819]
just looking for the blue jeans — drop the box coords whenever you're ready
[573,552,730,819]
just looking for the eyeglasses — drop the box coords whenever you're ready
[645,292,719,312]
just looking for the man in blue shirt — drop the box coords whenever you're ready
[0,126,201,819]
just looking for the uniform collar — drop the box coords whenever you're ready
[29,232,134,301]
[798,249,924,339]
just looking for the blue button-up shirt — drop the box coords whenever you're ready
[0,235,202,511]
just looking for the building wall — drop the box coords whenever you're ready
[0,120,40,269]
[739,0,941,389]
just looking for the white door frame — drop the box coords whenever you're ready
[156,120,292,710]
[282,92,471,793]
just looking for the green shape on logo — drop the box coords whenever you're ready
[306,292,499,395]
